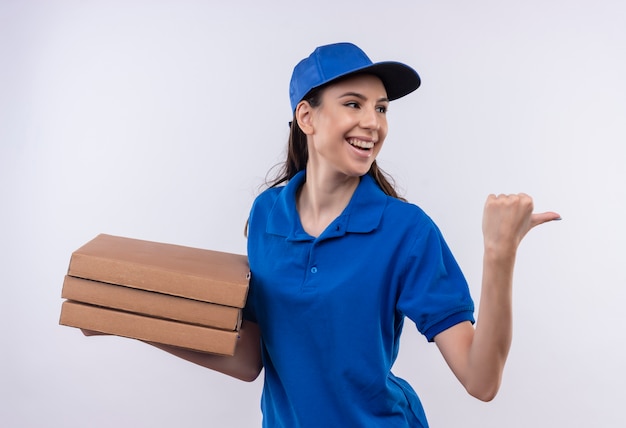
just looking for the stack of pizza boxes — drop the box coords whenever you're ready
[59,234,250,356]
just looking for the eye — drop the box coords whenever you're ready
[344,101,360,109]
[376,105,388,114]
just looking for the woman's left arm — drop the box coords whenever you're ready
[434,193,560,401]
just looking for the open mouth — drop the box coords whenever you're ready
[347,138,374,151]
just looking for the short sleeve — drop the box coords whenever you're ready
[397,219,475,342]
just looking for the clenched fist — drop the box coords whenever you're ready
[482,193,560,256]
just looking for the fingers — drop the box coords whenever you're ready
[530,211,562,229]
[81,328,108,336]
[487,192,532,205]
[484,193,534,219]
[486,194,560,225]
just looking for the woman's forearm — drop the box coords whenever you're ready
[465,248,516,400]
[146,320,263,382]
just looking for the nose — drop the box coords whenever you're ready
[360,106,380,131]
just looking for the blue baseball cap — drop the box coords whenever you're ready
[289,42,421,113]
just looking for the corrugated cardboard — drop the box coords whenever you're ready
[60,300,239,356]
[62,275,242,331]
[67,234,249,308]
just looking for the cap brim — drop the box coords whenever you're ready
[365,62,421,101]
[319,61,421,101]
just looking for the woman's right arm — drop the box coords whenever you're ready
[82,320,263,382]
[147,320,263,382]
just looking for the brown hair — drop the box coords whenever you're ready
[265,86,405,201]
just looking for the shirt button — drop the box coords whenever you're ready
[310,267,318,274]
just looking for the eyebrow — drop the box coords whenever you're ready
[338,92,390,103]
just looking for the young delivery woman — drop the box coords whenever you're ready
[104,43,561,427]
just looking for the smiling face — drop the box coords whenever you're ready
[296,74,389,181]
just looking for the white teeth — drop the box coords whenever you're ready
[347,138,374,149]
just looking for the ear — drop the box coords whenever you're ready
[295,100,315,135]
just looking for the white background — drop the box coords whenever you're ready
[2,1,625,427]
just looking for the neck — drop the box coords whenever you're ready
[297,169,360,237]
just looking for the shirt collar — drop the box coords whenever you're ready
[266,170,387,241]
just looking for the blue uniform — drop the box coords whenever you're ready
[245,170,475,427]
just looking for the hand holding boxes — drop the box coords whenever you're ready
[59,234,250,356]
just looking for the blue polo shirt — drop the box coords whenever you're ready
[246,170,474,428]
